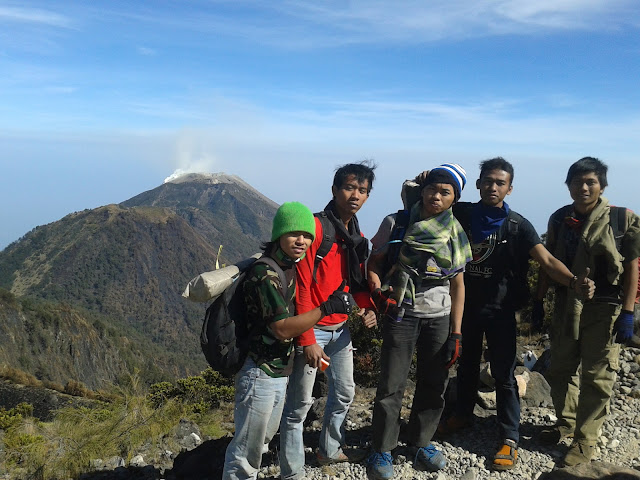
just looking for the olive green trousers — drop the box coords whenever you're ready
[546,296,620,445]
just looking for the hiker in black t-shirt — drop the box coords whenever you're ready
[429,157,594,471]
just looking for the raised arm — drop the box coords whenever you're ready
[530,244,594,299]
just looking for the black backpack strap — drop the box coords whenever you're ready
[312,212,335,283]
[506,210,521,261]
[609,206,626,255]
[548,205,571,247]
[452,202,472,237]
[504,210,533,309]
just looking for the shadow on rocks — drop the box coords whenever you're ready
[79,465,163,480]
[538,461,640,480]
[165,436,231,480]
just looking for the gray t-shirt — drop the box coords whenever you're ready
[371,213,452,319]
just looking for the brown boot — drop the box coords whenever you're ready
[539,426,573,445]
[562,441,594,467]
[436,415,472,436]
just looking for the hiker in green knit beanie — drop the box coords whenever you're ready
[271,201,316,243]
[223,200,356,480]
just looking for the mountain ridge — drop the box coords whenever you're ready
[0,173,279,387]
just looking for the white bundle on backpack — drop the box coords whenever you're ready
[182,253,262,303]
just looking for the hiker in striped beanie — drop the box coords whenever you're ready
[365,163,472,479]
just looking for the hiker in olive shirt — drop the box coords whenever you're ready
[222,202,357,480]
[534,157,640,467]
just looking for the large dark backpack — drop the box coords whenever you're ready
[200,256,290,377]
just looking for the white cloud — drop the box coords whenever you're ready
[42,85,76,94]
[493,0,627,28]
[255,0,639,45]
[86,0,639,49]
[0,5,72,28]
[137,46,156,56]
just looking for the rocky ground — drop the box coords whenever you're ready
[76,342,640,480]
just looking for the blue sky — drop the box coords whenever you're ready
[1,1,639,250]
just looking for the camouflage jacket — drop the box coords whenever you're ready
[243,260,296,377]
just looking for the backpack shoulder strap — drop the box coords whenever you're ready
[253,256,295,316]
[505,209,522,263]
[393,210,411,236]
[609,206,627,254]
[386,209,410,265]
[452,202,472,236]
[254,256,290,298]
[549,205,572,245]
[312,212,335,283]
[506,209,522,232]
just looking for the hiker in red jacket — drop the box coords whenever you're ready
[280,162,377,480]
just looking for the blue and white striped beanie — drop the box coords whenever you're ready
[425,163,467,202]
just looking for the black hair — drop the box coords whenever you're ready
[479,157,515,185]
[333,159,377,193]
[565,157,608,188]
[422,170,462,202]
[260,240,276,253]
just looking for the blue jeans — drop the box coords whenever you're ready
[279,326,355,480]
[371,314,450,452]
[456,306,520,443]
[223,357,288,480]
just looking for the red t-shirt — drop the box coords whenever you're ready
[295,217,372,346]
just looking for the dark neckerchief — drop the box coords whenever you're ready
[323,200,369,292]
[471,201,510,243]
[564,209,587,232]
[563,208,587,268]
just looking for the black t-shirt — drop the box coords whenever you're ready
[453,202,541,310]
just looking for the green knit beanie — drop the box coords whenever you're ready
[271,202,316,241]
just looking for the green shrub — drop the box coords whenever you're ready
[0,403,34,430]
[0,287,17,307]
[148,381,177,408]
[148,368,234,410]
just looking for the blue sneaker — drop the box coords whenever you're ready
[366,451,393,480]
[415,444,446,472]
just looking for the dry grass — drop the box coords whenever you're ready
[2,373,232,480]
[0,365,42,388]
